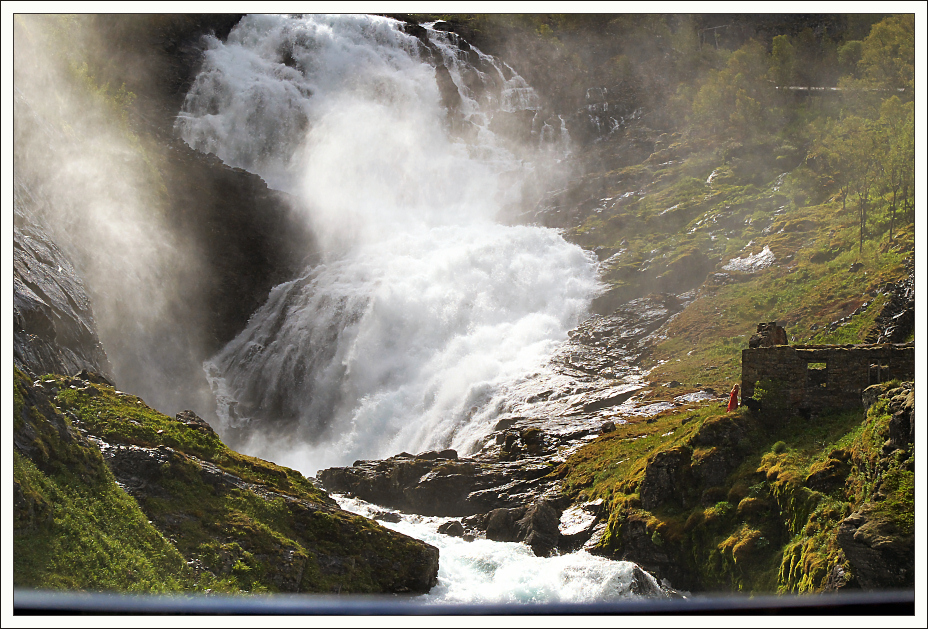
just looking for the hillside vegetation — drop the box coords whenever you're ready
[445,13,915,396]
[13,369,438,594]
[554,380,914,592]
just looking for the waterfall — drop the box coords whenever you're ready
[177,14,598,474]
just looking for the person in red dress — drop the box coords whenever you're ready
[727,384,740,412]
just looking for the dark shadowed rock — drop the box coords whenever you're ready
[437,520,465,537]
[485,506,525,542]
[639,447,692,511]
[13,192,112,380]
[484,498,560,556]
[318,453,557,517]
[837,505,914,590]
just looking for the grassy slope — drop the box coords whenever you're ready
[13,370,435,594]
[13,369,193,592]
[562,129,914,397]
[555,380,914,593]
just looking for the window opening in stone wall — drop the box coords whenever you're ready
[807,362,827,388]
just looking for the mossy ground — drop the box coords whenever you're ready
[13,369,196,592]
[14,370,434,594]
[556,386,914,593]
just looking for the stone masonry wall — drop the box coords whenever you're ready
[741,343,915,412]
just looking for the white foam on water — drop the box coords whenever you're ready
[335,495,667,604]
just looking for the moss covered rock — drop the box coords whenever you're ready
[560,381,915,594]
[13,369,439,594]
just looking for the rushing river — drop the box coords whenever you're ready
[335,495,667,604]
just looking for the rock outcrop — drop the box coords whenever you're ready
[585,380,915,593]
[834,382,915,590]
[13,189,112,380]
[13,370,439,594]
[748,321,788,348]
[318,450,562,519]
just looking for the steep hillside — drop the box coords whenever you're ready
[13,368,439,594]
[554,380,914,593]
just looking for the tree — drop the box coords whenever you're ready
[691,40,779,141]
[819,116,881,255]
[876,97,915,239]
[768,34,795,86]
[858,14,915,98]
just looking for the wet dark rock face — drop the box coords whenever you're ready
[13,185,112,380]
[556,292,687,379]
[318,450,563,519]
[485,499,562,556]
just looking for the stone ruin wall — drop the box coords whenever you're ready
[741,343,915,412]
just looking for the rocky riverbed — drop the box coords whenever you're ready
[317,290,725,560]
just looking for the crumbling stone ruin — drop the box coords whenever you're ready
[749,321,788,348]
[741,343,915,413]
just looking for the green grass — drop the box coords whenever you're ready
[14,370,435,594]
[13,452,192,592]
[558,380,913,594]
[13,369,193,592]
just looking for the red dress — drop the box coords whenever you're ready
[727,390,739,412]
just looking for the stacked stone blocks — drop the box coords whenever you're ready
[741,343,915,412]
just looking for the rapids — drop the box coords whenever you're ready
[335,495,667,604]
[177,14,600,473]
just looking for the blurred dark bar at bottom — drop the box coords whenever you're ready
[13,589,915,615]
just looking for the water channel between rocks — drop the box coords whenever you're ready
[335,494,669,604]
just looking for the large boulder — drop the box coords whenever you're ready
[836,505,914,590]
[485,498,561,556]
[318,452,557,517]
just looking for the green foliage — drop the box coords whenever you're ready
[691,40,779,141]
[857,14,915,97]
[14,371,431,595]
[561,374,911,594]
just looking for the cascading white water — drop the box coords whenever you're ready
[177,14,598,474]
[335,495,668,604]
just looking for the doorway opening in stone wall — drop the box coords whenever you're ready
[869,362,891,385]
